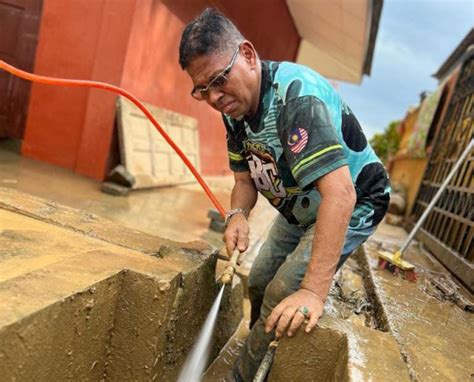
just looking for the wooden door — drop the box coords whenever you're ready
[0,0,42,139]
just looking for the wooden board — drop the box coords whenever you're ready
[117,96,200,189]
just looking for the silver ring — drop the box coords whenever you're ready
[296,306,309,318]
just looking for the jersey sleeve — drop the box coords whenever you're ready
[278,95,348,189]
[222,116,249,172]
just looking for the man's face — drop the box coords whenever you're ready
[186,43,259,119]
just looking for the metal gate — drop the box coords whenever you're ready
[411,52,473,291]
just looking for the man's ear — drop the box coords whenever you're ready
[240,41,258,69]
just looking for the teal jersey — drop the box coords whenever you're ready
[224,61,390,229]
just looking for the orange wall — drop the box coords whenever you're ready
[120,0,227,176]
[22,0,136,180]
[22,0,299,179]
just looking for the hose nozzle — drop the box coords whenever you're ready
[220,265,236,285]
[218,249,241,285]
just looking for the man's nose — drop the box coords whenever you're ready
[208,88,224,106]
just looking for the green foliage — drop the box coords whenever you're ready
[370,120,401,163]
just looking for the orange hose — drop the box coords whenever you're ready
[0,60,226,217]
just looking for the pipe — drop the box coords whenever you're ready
[0,60,227,218]
[253,340,278,382]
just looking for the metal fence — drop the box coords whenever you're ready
[411,53,473,291]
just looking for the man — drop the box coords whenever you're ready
[179,8,390,381]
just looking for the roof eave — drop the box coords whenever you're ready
[362,0,384,76]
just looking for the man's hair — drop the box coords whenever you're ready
[179,8,244,70]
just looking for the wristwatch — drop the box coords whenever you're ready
[224,208,248,228]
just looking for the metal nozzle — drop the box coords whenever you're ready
[220,265,235,284]
[218,249,241,285]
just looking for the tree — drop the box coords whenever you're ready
[370,120,401,163]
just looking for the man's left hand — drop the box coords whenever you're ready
[265,289,324,338]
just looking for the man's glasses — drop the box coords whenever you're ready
[191,46,240,100]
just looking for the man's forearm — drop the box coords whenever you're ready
[224,175,258,255]
[231,178,258,214]
[300,195,354,301]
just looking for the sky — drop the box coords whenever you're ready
[337,0,473,139]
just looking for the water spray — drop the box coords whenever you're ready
[178,285,226,382]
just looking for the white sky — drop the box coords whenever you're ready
[337,0,474,138]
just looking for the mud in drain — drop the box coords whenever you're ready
[326,251,387,331]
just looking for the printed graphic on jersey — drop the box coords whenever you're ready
[244,141,287,202]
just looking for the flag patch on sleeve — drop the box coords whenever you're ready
[288,127,308,154]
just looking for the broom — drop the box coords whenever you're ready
[378,138,474,282]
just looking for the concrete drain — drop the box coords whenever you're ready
[0,267,244,382]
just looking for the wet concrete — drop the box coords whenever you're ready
[209,220,472,381]
[203,244,408,382]
[269,314,410,382]
[2,142,472,380]
[267,221,474,381]
[364,222,474,381]
[0,140,230,243]
[0,187,242,381]
[1,274,122,381]
[264,216,474,381]
[267,245,412,382]
[0,140,275,250]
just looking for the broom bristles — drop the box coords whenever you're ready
[377,252,417,282]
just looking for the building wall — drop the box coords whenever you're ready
[22,0,136,180]
[389,68,460,218]
[21,0,299,180]
[388,107,424,217]
[396,107,420,156]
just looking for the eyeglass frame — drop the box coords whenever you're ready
[191,45,240,100]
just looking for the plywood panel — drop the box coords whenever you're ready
[117,97,200,189]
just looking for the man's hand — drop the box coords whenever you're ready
[265,288,324,338]
[223,213,250,256]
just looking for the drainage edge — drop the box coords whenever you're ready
[355,247,390,332]
[356,245,419,382]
